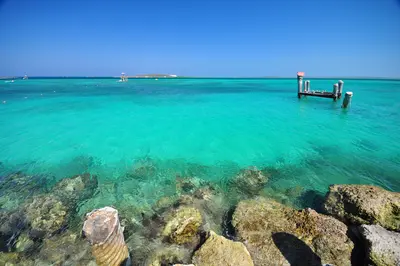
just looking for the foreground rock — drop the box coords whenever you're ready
[233,197,354,266]
[24,195,68,238]
[359,224,400,266]
[192,231,254,266]
[162,207,202,245]
[324,185,400,231]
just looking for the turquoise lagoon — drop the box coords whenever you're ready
[0,78,400,213]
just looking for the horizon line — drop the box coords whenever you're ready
[1,75,400,80]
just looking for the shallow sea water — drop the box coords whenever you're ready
[0,78,399,263]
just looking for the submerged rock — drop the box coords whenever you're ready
[193,185,216,200]
[358,224,400,266]
[15,233,34,253]
[232,197,354,266]
[145,244,192,266]
[0,210,26,236]
[154,195,178,212]
[37,231,95,265]
[162,207,202,245]
[192,231,254,266]
[129,157,157,179]
[324,185,400,231]
[175,176,207,195]
[230,167,269,194]
[24,195,68,238]
[151,182,228,237]
[0,172,48,212]
[0,252,34,266]
[0,252,20,265]
[51,173,98,206]
[0,172,47,195]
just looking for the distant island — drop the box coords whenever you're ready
[127,74,178,78]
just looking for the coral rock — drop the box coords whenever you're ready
[25,195,68,238]
[324,184,400,231]
[193,231,254,266]
[358,224,400,266]
[232,197,354,266]
[162,207,202,244]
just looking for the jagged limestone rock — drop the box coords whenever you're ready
[232,197,354,266]
[193,231,254,266]
[24,195,68,238]
[162,207,202,244]
[324,185,400,231]
[359,224,400,266]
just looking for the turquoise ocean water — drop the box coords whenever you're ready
[0,78,399,212]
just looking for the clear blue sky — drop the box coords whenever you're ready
[0,0,399,77]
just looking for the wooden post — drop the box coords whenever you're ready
[333,83,338,101]
[305,80,310,92]
[342,91,353,108]
[338,80,344,99]
[297,72,304,98]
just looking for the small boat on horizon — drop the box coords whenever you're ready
[118,72,128,82]
[23,75,28,80]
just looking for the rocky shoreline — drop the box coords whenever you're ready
[0,168,399,265]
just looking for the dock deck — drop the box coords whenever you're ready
[299,91,338,99]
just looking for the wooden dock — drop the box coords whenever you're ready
[298,90,338,99]
[296,72,352,108]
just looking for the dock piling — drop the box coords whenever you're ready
[305,80,310,92]
[333,83,339,101]
[338,80,344,98]
[342,92,353,108]
[297,72,304,98]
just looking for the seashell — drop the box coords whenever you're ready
[83,206,130,266]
